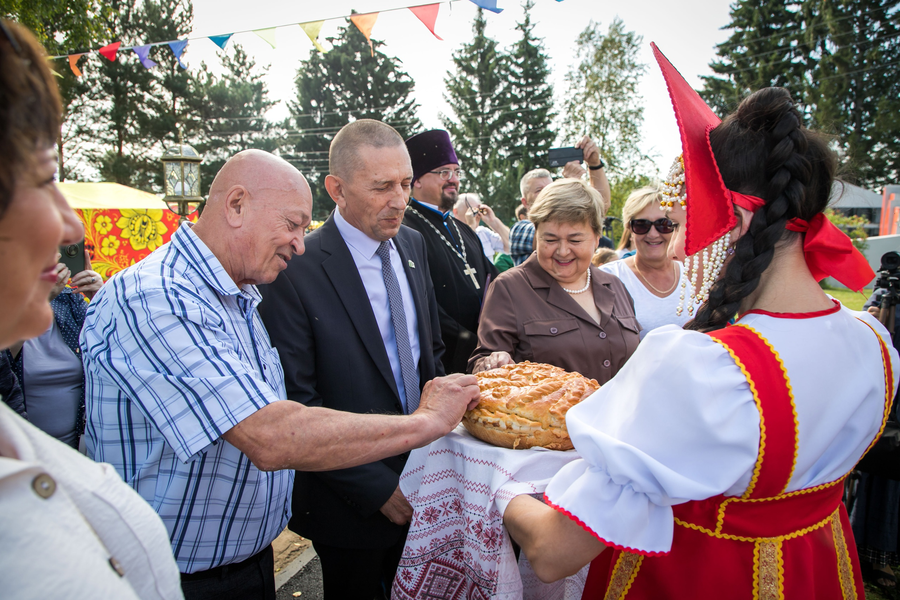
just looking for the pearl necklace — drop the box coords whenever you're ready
[561,269,591,294]
[633,259,678,296]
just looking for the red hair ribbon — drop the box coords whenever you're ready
[729,191,766,212]
[785,214,875,291]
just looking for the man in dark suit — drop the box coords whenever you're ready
[258,120,444,599]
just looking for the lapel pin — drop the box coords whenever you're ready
[408,260,415,268]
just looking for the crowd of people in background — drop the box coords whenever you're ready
[2,17,898,600]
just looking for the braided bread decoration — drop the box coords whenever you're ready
[464,361,599,450]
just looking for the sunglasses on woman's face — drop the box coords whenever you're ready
[630,218,677,235]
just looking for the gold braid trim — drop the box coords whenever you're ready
[831,515,859,600]
[731,324,799,495]
[856,318,894,458]
[708,334,766,500]
[603,552,644,600]
[674,506,840,543]
[755,539,783,600]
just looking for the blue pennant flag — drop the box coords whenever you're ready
[132,45,158,69]
[208,34,232,50]
[469,0,503,12]
[168,39,189,69]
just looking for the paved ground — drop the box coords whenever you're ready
[273,529,323,599]
[276,556,324,600]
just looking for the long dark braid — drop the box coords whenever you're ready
[685,88,836,332]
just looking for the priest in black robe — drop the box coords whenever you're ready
[403,130,498,374]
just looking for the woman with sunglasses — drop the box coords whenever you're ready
[0,20,182,598]
[599,186,690,339]
[501,45,897,599]
[469,178,640,384]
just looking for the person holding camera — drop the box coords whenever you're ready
[0,19,183,598]
[509,135,611,266]
[453,193,510,259]
[849,251,900,592]
[502,46,897,599]
[6,246,102,448]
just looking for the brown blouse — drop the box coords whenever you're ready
[468,254,641,384]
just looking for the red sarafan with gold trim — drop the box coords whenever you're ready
[579,323,893,600]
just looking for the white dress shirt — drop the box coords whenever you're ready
[334,209,421,411]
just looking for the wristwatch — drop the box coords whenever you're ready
[588,158,606,170]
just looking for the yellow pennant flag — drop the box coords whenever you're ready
[68,54,84,77]
[350,13,378,57]
[253,27,277,49]
[299,21,326,53]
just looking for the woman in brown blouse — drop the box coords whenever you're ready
[468,179,640,384]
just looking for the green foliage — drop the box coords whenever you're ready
[62,0,196,191]
[0,0,112,56]
[188,44,283,190]
[825,208,869,253]
[699,0,812,117]
[494,0,556,222]
[700,0,900,189]
[286,19,421,218]
[808,0,900,188]
[561,18,649,177]
[3,0,115,181]
[441,9,513,218]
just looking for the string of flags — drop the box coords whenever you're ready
[53,0,510,77]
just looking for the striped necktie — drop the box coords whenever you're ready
[375,241,419,413]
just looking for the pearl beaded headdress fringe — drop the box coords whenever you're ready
[661,155,730,317]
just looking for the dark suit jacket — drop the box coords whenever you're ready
[468,253,641,384]
[258,216,444,549]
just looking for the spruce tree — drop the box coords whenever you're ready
[808,0,900,187]
[68,0,196,190]
[441,8,512,216]
[498,0,556,219]
[699,0,812,117]
[188,44,282,189]
[286,19,421,217]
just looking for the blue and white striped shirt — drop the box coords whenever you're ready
[81,222,293,574]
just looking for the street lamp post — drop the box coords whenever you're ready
[160,134,203,221]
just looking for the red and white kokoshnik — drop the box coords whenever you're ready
[652,42,874,318]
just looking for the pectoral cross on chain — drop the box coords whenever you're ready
[463,263,480,290]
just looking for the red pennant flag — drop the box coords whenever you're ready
[409,4,443,40]
[68,54,84,77]
[98,41,122,62]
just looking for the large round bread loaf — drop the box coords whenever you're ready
[463,361,599,450]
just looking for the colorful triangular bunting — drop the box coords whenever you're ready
[469,0,503,13]
[409,4,443,40]
[350,13,378,56]
[253,27,277,49]
[68,54,84,77]
[208,34,232,50]
[168,39,188,69]
[98,42,122,61]
[299,21,326,53]
[132,45,158,69]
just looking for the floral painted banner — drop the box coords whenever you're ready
[79,208,193,279]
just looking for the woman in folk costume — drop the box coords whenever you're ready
[503,43,899,599]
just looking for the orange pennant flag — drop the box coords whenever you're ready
[409,4,443,41]
[68,54,84,77]
[98,41,121,61]
[350,13,378,56]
